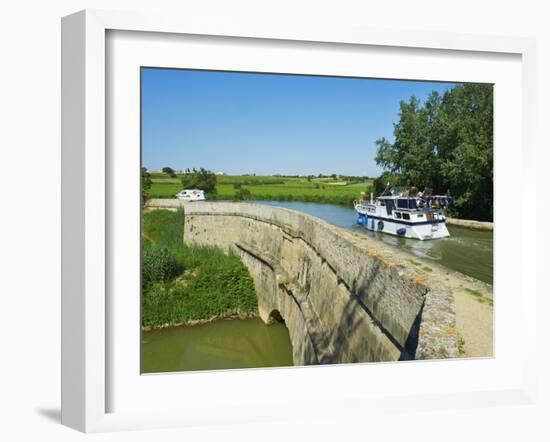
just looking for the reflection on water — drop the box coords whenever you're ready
[141,318,293,373]
[256,201,493,284]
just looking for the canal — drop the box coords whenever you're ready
[256,201,493,285]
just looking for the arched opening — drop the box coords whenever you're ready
[267,309,285,325]
[265,309,294,365]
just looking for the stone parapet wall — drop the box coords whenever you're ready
[146,198,187,209]
[183,201,458,364]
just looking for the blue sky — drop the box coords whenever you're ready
[141,68,458,177]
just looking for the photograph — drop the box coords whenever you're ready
[140,67,494,374]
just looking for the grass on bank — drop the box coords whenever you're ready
[463,286,493,307]
[148,175,373,206]
[141,209,258,328]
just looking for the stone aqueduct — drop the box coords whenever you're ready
[182,202,458,364]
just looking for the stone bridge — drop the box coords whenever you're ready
[183,202,458,365]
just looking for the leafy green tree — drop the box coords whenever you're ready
[181,167,217,194]
[437,84,493,220]
[141,167,152,206]
[374,84,493,220]
[162,166,176,178]
[373,171,402,195]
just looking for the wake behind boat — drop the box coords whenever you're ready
[354,186,454,240]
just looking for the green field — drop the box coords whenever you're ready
[149,174,373,206]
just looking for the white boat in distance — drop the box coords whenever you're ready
[176,189,206,201]
[354,187,454,240]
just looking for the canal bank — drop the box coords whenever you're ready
[141,309,258,332]
[446,217,493,231]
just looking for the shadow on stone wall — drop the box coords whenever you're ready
[184,202,458,365]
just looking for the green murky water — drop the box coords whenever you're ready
[141,318,293,373]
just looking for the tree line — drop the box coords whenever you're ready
[374,83,493,221]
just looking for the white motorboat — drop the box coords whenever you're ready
[354,187,453,240]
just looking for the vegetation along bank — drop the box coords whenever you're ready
[141,208,258,329]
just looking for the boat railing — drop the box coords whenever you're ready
[356,197,451,213]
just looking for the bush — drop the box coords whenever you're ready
[142,247,181,287]
[182,168,217,193]
[235,187,251,200]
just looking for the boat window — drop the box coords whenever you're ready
[385,199,394,215]
[397,199,408,209]
[395,212,402,219]
[408,199,418,209]
[402,213,410,220]
[417,213,424,218]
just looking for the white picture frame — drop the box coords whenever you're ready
[61,9,537,433]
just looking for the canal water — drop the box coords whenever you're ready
[256,201,493,285]
[141,318,293,373]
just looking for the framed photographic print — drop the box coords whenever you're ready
[61,9,537,433]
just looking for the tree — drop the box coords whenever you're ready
[181,167,217,194]
[235,187,251,200]
[162,166,176,178]
[141,167,152,206]
[374,84,493,220]
[437,84,493,220]
[373,171,402,195]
